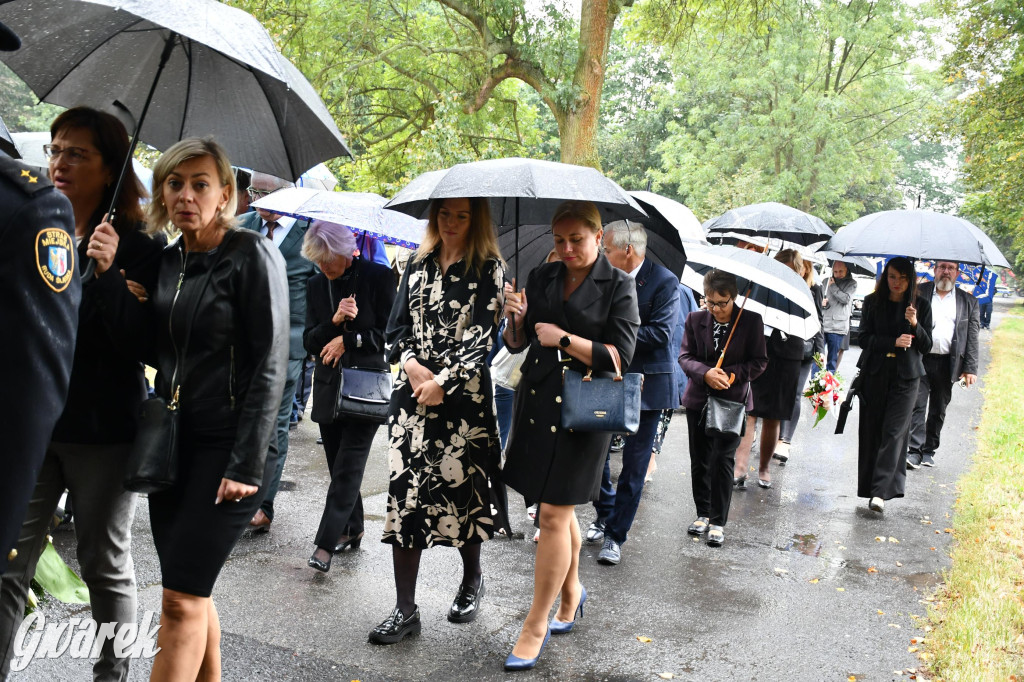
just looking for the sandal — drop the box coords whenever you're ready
[687,517,710,535]
[706,525,725,547]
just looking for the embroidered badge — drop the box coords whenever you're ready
[35,228,75,292]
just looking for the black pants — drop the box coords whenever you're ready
[315,418,380,549]
[687,409,742,526]
[908,354,954,458]
[857,360,918,500]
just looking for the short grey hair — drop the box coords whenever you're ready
[302,220,357,264]
[603,220,647,256]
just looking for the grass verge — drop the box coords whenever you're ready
[926,306,1024,681]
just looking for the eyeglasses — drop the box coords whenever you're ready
[42,144,93,165]
[246,187,272,200]
[705,298,733,310]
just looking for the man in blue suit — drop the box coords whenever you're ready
[239,172,317,531]
[586,220,680,565]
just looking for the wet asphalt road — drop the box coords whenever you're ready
[12,299,1016,681]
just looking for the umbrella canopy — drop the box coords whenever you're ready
[823,210,1010,268]
[704,202,834,247]
[626,190,707,278]
[0,0,351,181]
[683,245,820,340]
[252,187,425,249]
[0,115,18,159]
[297,163,338,191]
[815,250,877,278]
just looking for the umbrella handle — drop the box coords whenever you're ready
[713,352,737,385]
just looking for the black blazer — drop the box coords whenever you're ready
[856,293,933,380]
[918,282,980,382]
[679,307,768,411]
[628,259,681,411]
[509,254,640,383]
[303,258,395,373]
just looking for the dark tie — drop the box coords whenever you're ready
[265,220,278,240]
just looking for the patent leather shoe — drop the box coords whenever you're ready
[332,532,364,553]
[307,549,331,573]
[504,629,551,671]
[368,606,421,645]
[447,577,485,623]
[550,585,586,634]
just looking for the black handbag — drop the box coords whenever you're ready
[124,233,232,494]
[560,343,643,434]
[704,385,749,437]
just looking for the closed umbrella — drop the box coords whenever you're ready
[704,202,834,247]
[683,245,820,340]
[823,210,1010,268]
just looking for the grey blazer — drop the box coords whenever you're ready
[918,282,980,382]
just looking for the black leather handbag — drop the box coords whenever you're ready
[704,386,749,438]
[312,363,392,424]
[124,233,233,494]
[560,344,643,434]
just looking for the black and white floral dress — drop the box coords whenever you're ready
[382,252,505,549]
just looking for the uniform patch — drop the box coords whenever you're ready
[35,228,75,292]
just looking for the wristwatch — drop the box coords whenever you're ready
[559,334,572,348]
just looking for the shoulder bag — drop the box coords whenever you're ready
[560,343,643,434]
[702,293,752,438]
[124,232,234,493]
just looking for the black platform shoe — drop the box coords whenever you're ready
[448,577,485,623]
[368,606,421,645]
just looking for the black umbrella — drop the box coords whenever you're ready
[823,210,1010,268]
[0,115,18,159]
[384,157,647,286]
[816,250,877,278]
[704,202,834,247]
[625,190,708,278]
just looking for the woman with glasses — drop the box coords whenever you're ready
[678,270,767,548]
[0,107,162,682]
[855,257,932,514]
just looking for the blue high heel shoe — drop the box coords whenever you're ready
[504,628,551,671]
[550,585,587,634]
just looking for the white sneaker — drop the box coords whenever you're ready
[869,497,885,513]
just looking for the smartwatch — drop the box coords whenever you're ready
[559,334,572,348]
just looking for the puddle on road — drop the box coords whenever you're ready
[777,533,823,557]
[905,572,941,590]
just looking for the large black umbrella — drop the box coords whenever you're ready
[384,157,647,285]
[625,190,707,278]
[704,202,834,247]
[682,245,820,340]
[823,210,1010,268]
[0,115,18,159]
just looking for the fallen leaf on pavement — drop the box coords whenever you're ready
[837,587,846,592]
[896,561,903,567]
[637,636,652,643]
[875,536,885,542]
[809,578,820,584]
[877,610,885,615]
[868,567,878,573]
[888,537,900,543]
[943,528,953,533]
[888,624,901,628]
[658,673,675,680]
[908,646,918,653]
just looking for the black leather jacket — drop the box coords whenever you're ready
[97,228,289,486]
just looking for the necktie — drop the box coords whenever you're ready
[265,220,278,241]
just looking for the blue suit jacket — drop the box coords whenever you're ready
[238,211,317,360]
[626,259,681,411]
[670,283,699,406]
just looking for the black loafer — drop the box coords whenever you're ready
[448,578,485,623]
[368,606,421,644]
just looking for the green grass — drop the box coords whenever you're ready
[926,307,1024,681]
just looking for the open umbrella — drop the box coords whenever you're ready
[0,115,18,159]
[704,202,834,247]
[823,210,1010,268]
[384,157,647,285]
[626,190,707,277]
[683,245,820,340]
[252,187,425,249]
[815,250,877,278]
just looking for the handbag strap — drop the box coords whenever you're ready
[170,230,236,409]
[326,259,362,377]
[583,343,623,382]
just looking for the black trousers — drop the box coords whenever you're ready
[908,354,954,458]
[857,360,918,500]
[687,409,742,526]
[315,418,380,549]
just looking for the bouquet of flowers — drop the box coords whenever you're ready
[803,353,844,427]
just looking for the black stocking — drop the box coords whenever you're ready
[393,546,421,617]
[458,543,482,588]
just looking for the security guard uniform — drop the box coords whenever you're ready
[0,152,80,574]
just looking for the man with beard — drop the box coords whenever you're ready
[907,261,980,469]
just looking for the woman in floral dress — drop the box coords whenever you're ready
[368,197,506,645]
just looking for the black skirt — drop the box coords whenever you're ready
[749,356,803,420]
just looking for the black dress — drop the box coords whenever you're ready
[502,255,639,505]
[855,293,932,500]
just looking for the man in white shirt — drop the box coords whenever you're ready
[907,261,980,469]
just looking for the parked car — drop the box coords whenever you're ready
[848,275,879,344]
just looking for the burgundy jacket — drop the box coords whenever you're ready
[678,307,768,411]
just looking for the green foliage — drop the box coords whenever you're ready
[0,63,63,133]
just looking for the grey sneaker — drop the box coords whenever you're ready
[921,454,935,467]
[585,520,606,544]
[906,452,922,470]
[597,537,621,565]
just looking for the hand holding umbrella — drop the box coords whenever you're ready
[503,281,528,342]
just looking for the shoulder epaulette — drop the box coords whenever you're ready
[0,155,53,196]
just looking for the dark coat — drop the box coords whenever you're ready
[678,307,768,412]
[856,293,933,380]
[917,282,980,382]
[627,259,681,411]
[671,284,700,406]
[502,254,640,505]
[0,154,79,573]
[238,212,316,360]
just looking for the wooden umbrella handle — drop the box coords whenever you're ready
[714,352,736,385]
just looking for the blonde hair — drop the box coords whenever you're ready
[551,200,602,234]
[413,197,503,275]
[800,258,815,287]
[775,248,804,276]
[147,137,237,235]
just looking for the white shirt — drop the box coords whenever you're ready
[626,259,644,280]
[260,215,296,249]
[930,287,957,355]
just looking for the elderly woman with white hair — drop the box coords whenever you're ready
[302,221,396,572]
